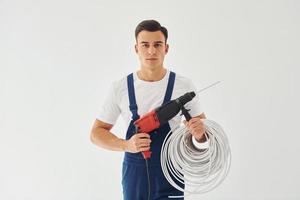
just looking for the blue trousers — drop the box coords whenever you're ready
[122,160,183,200]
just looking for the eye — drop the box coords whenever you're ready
[154,43,162,48]
[141,43,149,48]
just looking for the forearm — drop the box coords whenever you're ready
[90,127,127,152]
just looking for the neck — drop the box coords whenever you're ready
[137,67,167,82]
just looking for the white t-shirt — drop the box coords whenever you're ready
[97,69,204,132]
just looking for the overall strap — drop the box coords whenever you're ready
[162,71,176,104]
[127,73,140,121]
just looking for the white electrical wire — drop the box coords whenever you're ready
[161,119,231,198]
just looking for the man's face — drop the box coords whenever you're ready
[135,30,169,70]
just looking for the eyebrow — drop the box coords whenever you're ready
[140,41,164,44]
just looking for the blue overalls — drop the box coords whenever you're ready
[122,71,184,200]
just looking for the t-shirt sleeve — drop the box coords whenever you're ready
[96,82,121,125]
[185,80,204,117]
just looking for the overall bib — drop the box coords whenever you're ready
[122,71,184,200]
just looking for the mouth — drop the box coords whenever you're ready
[146,58,158,60]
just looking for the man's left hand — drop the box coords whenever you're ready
[184,117,206,143]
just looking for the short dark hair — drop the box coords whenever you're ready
[135,20,168,42]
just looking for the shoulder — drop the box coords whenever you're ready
[109,73,132,100]
[173,72,194,88]
[171,71,197,99]
[111,76,127,92]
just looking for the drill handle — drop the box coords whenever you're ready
[134,125,139,134]
[134,125,152,159]
[181,105,192,121]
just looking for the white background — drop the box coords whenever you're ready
[1,0,299,199]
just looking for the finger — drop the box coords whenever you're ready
[191,127,204,136]
[138,143,150,148]
[190,119,204,127]
[185,119,198,127]
[137,133,150,138]
[189,118,202,125]
[190,122,203,130]
[139,147,150,152]
[194,128,204,135]
[139,138,151,143]
[139,141,151,147]
[138,139,151,145]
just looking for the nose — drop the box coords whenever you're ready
[147,46,156,55]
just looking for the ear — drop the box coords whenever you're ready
[135,44,138,53]
[165,44,169,54]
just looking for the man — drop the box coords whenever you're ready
[90,20,207,200]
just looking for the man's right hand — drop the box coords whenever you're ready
[125,133,151,153]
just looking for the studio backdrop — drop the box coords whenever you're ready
[0,0,299,199]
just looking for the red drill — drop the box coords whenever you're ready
[134,91,196,159]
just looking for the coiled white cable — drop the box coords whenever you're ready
[161,119,231,198]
